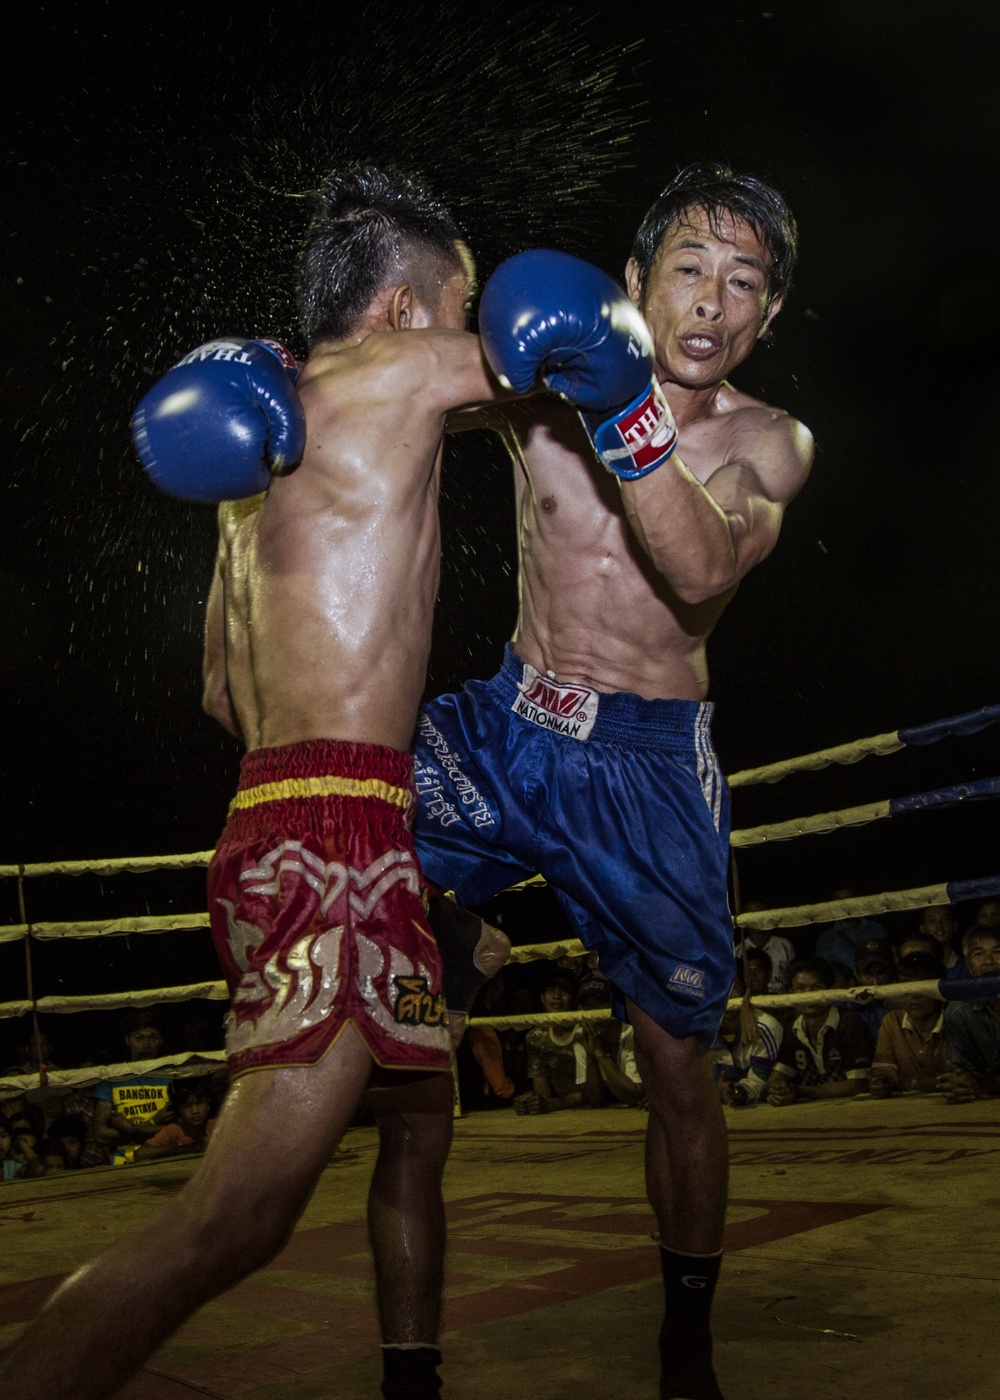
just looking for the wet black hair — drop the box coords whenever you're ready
[297,164,464,349]
[630,162,797,308]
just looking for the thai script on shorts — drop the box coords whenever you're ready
[392,974,447,1028]
[416,714,496,829]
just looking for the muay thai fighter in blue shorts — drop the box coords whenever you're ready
[417,164,813,1400]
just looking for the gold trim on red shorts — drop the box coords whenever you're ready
[228,774,412,817]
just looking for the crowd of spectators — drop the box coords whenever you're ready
[1,1008,227,1183]
[4,898,999,1181]
[454,895,1000,1118]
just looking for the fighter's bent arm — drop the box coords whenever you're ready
[201,529,242,740]
[376,328,510,418]
[619,412,814,604]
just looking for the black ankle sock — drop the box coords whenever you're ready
[381,1344,443,1400]
[657,1247,724,1400]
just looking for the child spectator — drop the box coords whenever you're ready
[577,976,644,1107]
[92,1011,172,1165]
[713,973,783,1106]
[0,1091,45,1145]
[134,1080,216,1162]
[9,1125,47,1179]
[56,1092,104,1167]
[766,958,873,1105]
[939,927,1000,1102]
[48,1115,92,1170]
[40,1141,67,1173]
[514,973,603,1115]
[869,951,948,1096]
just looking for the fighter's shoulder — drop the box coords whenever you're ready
[301,330,477,408]
[719,390,814,485]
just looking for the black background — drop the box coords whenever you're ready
[3,1,999,1059]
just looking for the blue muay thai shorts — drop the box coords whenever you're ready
[412,645,735,1046]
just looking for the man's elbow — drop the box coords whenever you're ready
[202,675,239,736]
[201,682,224,723]
[670,566,739,607]
[651,538,742,605]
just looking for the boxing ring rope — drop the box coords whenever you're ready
[725,702,1000,788]
[0,1053,226,1095]
[1,703,997,1095]
[466,974,1000,1031]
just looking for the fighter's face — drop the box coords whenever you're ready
[627,208,780,390]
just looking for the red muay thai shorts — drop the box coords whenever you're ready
[207,739,452,1080]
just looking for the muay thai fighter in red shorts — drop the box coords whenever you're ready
[2,167,508,1400]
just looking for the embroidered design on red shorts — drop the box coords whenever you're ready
[210,838,451,1076]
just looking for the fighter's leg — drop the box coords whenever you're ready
[628,997,727,1400]
[367,1070,454,1399]
[2,1026,375,1400]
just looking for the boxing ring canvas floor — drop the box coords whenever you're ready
[1,1096,997,1400]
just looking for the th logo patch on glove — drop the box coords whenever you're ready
[590,380,678,480]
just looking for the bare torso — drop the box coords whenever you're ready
[508,382,801,700]
[212,330,490,752]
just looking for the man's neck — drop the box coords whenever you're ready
[660,375,729,430]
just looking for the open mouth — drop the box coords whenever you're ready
[680,333,723,360]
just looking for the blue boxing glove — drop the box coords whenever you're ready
[479,249,677,480]
[131,337,306,502]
